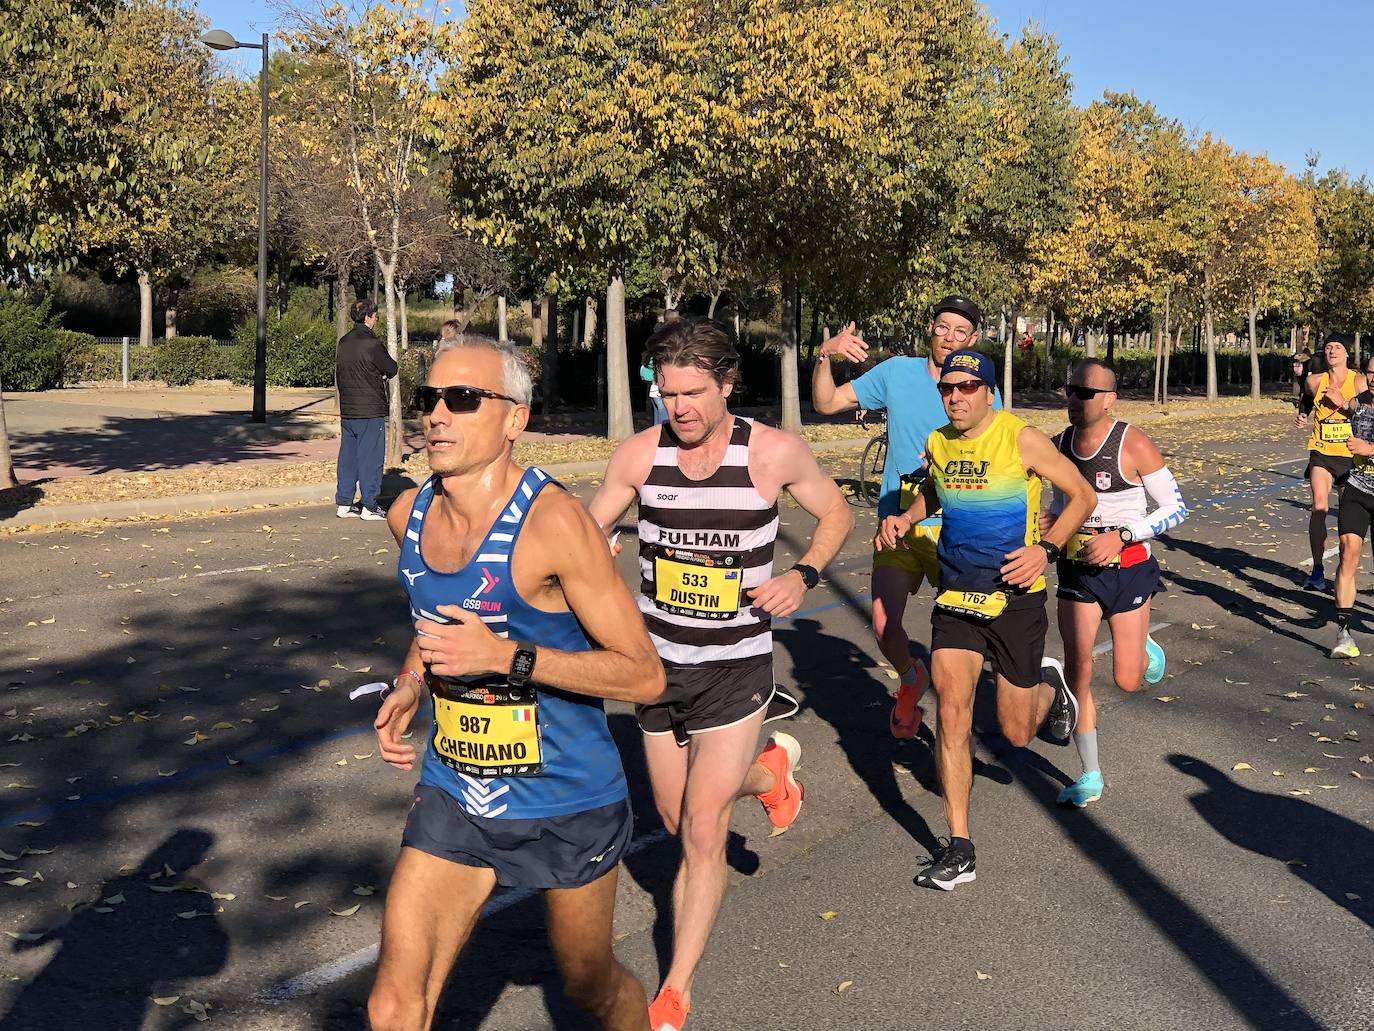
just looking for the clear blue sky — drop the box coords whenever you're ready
[200,0,1370,179]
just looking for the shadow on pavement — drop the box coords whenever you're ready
[1169,754,1372,931]
[0,829,228,1031]
[1008,749,1328,1031]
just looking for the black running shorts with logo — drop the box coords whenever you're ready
[1337,481,1374,538]
[1056,556,1162,616]
[1306,450,1353,485]
[930,591,1047,689]
[401,784,633,889]
[637,657,774,743]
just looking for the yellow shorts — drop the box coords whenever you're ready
[872,523,941,594]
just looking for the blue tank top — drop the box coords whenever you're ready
[399,467,627,820]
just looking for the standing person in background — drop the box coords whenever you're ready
[641,360,668,425]
[1295,334,1364,590]
[335,299,397,521]
[1292,349,1312,402]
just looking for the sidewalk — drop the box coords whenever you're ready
[1,389,1292,530]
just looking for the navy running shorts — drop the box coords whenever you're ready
[401,784,633,889]
[1056,556,1162,616]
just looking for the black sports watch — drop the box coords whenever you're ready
[1037,540,1062,563]
[1117,526,1135,544]
[791,563,820,590]
[509,642,537,687]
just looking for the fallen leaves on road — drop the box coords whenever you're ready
[833,980,853,995]
[1231,762,1253,771]
[330,904,361,917]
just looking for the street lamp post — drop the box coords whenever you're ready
[202,28,269,424]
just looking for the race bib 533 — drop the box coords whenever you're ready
[654,549,743,620]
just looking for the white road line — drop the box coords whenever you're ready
[111,557,334,590]
[1298,544,1340,570]
[257,827,673,1004]
[1091,621,1170,657]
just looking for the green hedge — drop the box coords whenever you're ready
[232,311,336,387]
[0,296,67,390]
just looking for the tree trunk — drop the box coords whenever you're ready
[583,295,597,350]
[779,279,801,432]
[1355,330,1362,367]
[806,304,820,365]
[380,255,403,470]
[137,268,153,347]
[1151,312,1163,406]
[277,251,290,316]
[1290,324,1298,354]
[1163,325,1179,408]
[571,304,581,349]
[1085,327,1098,358]
[733,310,742,342]
[497,293,509,343]
[606,273,633,439]
[1043,308,1055,390]
[0,377,16,489]
[1204,276,1218,401]
[542,293,560,412]
[400,287,410,353]
[1248,301,1261,400]
[165,289,178,339]
[1106,327,1116,364]
[707,288,722,319]
[335,265,350,341]
[529,296,544,352]
[1002,306,1014,410]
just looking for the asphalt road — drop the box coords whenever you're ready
[0,409,1370,1031]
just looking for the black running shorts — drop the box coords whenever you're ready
[1337,482,1374,539]
[1057,556,1162,616]
[637,657,774,743]
[1306,450,1353,485]
[930,591,1047,689]
[401,785,633,889]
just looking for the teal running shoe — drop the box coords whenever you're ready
[1057,770,1104,808]
[1144,635,1166,685]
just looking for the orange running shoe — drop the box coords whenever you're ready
[753,731,803,829]
[889,658,929,739]
[649,985,690,1031]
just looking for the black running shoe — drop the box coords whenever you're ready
[1038,656,1077,746]
[914,837,976,891]
[763,686,800,725]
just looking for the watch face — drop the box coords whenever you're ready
[512,649,535,678]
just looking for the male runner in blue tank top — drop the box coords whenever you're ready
[369,336,665,1031]
[591,318,853,1031]
[812,297,1001,738]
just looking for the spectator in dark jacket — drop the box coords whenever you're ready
[335,299,397,520]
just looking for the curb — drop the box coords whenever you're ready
[0,437,878,531]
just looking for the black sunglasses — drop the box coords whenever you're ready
[413,384,518,414]
[1065,384,1114,400]
[938,380,989,397]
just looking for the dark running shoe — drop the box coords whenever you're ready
[1038,656,1077,746]
[914,837,976,891]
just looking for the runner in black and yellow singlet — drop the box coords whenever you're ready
[1297,334,1366,590]
[876,350,1097,891]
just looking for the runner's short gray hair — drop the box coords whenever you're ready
[434,333,533,406]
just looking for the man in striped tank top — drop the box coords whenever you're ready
[369,337,665,1031]
[591,319,853,1031]
[1046,359,1188,807]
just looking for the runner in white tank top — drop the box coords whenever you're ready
[1046,359,1187,808]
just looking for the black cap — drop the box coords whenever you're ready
[932,295,982,330]
[1324,331,1354,347]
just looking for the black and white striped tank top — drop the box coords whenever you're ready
[637,418,778,669]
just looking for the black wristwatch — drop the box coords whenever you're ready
[509,642,537,687]
[791,563,820,590]
[1117,526,1135,545]
[1037,540,1062,563]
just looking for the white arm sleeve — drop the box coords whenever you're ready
[1127,466,1187,542]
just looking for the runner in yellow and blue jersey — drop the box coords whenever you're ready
[877,349,1096,891]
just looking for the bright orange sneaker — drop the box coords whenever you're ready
[753,731,803,829]
[889,659,929,739]
[649,984,690,1031]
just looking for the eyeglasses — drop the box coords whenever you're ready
[1065,384,1114,401]
[413,384,517,414]
[937,380,988,397]
[932,323,974,342]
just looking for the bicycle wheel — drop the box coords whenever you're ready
[858,433,886,507]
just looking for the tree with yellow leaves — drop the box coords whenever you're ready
[285,0,457,467]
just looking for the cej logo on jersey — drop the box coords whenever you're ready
[1096,471,1112,490]
[461,567,502,612]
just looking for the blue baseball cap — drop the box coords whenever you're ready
[940,349,996,387]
